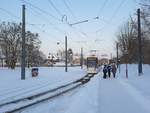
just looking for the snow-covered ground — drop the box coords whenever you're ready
[0,64,150,113]
[0,67,86,107]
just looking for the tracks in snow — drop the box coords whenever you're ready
[0,73,95,113]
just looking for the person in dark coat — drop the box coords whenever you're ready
[103,65,108,79]
[107,65,112,78]
[112,64,117,78]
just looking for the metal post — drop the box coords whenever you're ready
[65,36,68,72]
[21,5,26,80]
[126,63,128,78]
[125,52,128,78]
[2,58,3,67]
[119,63,120,73]
[80,48,83,69]
[137,8,143,75]
[116,43,119,68]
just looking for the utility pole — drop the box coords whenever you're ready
[116,43,119,68]
[65,36,68,72]
[80,48,83,69]
[126,62,128,78]
[21,5,26,80]
[137,8,143,75]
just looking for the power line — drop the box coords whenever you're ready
[69,25,89,38]
[23,0,89,40]
[46,0,95,38]
[21,0,61,22]
[27,20,64,44]
[62,1,98,37]
[62,0,76,19]
[26,6,66,34]
[0,6,60,43]
[47,0,82,38]
[96,0,126,33]
[0,6,64,35]
[25,6,79,45]
[0,7,20,20]
[109,0,126,22]
[97,0,109,16]
[29,24,59,40]
[61,0,90,38]
[26,5,86,42]
[47,0,63,17]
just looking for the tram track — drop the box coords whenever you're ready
[0,73,95,113]
[0,79,64,103]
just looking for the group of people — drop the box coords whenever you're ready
[103,63,117,79]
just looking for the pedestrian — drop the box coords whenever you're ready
[107,64,112,78]
[103,65,108,79]
[112,64,117,78]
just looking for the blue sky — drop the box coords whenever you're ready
[0,0,140,57]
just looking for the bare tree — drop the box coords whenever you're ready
[116,20,138,63]
[0,22,21,68]
[25,31,42,67]
[140,0,150,64]
[116,3,150,64]
[0,22,45,68]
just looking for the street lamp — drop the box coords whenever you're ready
[56,41,65,62]
[57,36,68,72]
[69,16,99,26]
[80,48,83,69]
[65,36,68,72]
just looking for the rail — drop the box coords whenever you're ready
[0,73,95,113]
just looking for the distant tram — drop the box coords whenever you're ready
[87,56,98,74]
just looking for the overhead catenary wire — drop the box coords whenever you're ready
[23,0,86,39]
[95,0,109,33]
[62,0,76,19]
[0,6,59,43]
[0,1,91,53]
[97,0,109,16]
[25,6,68,44]
[61,0,90,38]
[67,22,90,38]
[26,4,87,45]
[26,6,66,34]
[96,0,126,33]
[47,0,63,17]
[109,0,126,22]
[29,24,62,43]
[25,5,80,46]
[27,20,63,45]
[21,0,92,43]
[44,0,89,39]
[21,0,61,22]
[0,7,20,20]
[0,6,63,36]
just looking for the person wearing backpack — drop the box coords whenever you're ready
[112,64,117,78]
[107,64,112,78]
[103,65,108,79]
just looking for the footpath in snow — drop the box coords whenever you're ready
[98,78,150,113]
